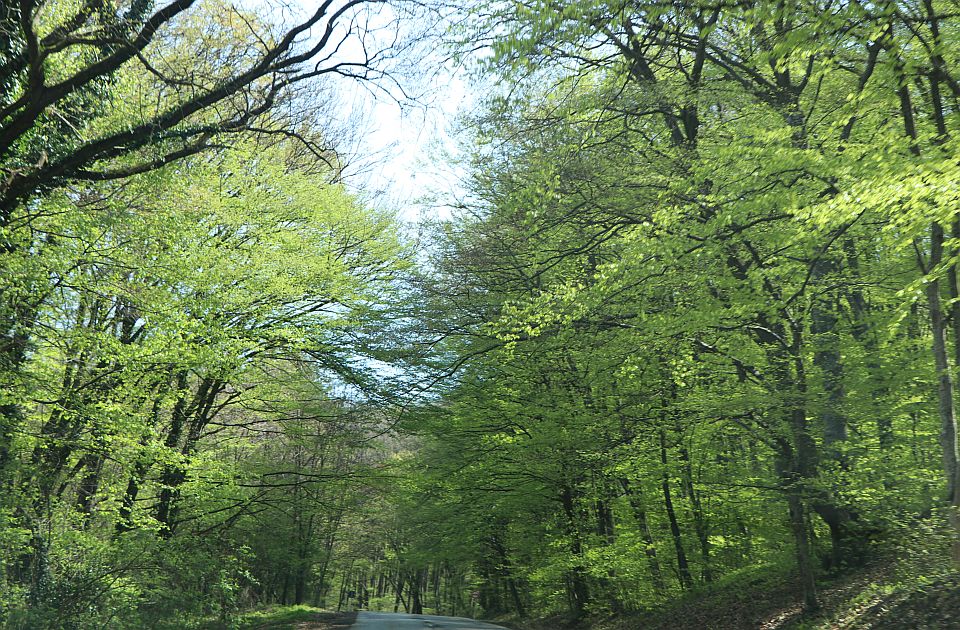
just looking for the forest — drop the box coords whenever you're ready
[2,0,960,628]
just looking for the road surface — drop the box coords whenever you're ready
[349,611,510,630]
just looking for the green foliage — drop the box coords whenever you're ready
[389,0,960,622]
[0,129,411,625]
[230,605,330,630]
[7,0,960,627]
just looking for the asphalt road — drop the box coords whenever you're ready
[350,611,510,630]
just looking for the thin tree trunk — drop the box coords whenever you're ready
[678,444,711,582]
[789,328,821,612]
[843,238,892,449]
[337,569,348,612]
[559,485,590,616]
[923,226,960,501]
[787,491,818,612]
[619,477,665,593]
[489,534,525,617]
[393,572,405,613]
[660,429,692,590]
[811,255,864,569]
[410,568,424,615]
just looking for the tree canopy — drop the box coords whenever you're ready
[2,0,960,627]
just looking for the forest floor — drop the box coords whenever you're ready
[498,560,960,629]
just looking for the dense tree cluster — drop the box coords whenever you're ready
[381,0,960,620]
[0,0,421,626]
[3,0,960,627]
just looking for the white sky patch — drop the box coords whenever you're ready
[358,68,468,224]
[263,0,472,225]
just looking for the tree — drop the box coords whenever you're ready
[0,130,413,622]
[0,0,411,478]
[394,0,960,617]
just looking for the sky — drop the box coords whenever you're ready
[348,66,469,224]
[280,0,474,224]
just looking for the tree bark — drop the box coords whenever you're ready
[660,429,692,590]
[559,484,590,616]
[678,444,711,582]
[619,477,665,593]
[410,569,424,615]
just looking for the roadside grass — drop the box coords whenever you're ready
[197,605,356,630]
[236,605,326,629]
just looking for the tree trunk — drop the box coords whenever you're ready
[787,490,819,612]
[559,485,590,616]
[75,450,105,524]
[921,228,959,493]
[156,376,221,535]
[810,255,865,569]
[410,569,424,614]
[678,444,711,582]
[893,30,960,558]
[788,335,821,612]
[0,297,41,480]
[393,572,405,613]
[660,430,693,590]
[843,238,892,449]
[489,534,525,617]
[619,477,665,593]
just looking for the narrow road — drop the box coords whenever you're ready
[349,611,510,630]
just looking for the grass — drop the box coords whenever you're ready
[236,605,327,628]
[197,605,357,630]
